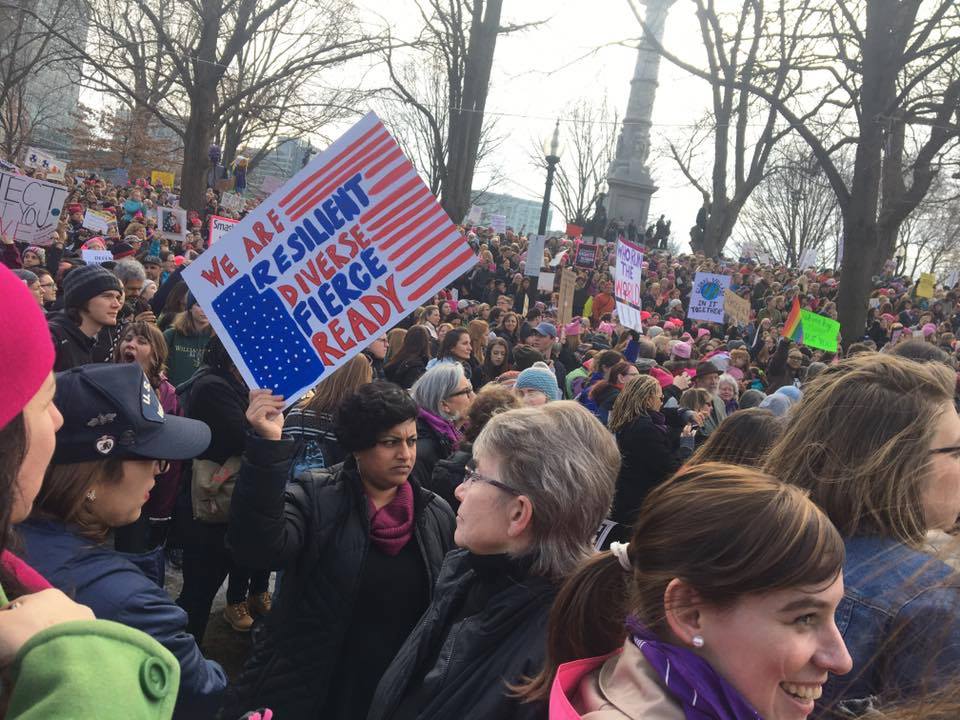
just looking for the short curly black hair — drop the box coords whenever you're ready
[334,381,419,453]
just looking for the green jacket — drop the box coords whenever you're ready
[1,586,180,719]
[162,328,210,388]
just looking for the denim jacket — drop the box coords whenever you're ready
[822,535,960,710]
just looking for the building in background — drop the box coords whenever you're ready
[247,137,314,194]
[470,190,553,234]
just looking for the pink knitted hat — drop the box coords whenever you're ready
[0,264,54,428]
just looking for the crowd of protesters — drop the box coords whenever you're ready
[1,163,960,720]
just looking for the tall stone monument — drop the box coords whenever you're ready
[605,0,675,231]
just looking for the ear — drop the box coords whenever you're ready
[663,578,705,648]
[505,495,534,539]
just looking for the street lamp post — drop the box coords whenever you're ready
[538,120,561,236]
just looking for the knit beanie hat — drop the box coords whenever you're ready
[671,341,692,359]
[515,362,561,401]
[922,323,937,337]
[0,264,55,428]
[63,264,123,309]
[24,246,46,264]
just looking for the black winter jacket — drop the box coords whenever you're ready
[385,357,428,389]
[611,408,693,525]
[367,550,555,720]
[47,311,100,371]
[427,447,471,512]
[410,415,455,491]
[223,435,455,719]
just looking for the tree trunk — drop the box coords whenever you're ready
[442,0,502,223]
[180,98,215,213]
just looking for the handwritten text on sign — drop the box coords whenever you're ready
[183,112,476,405]
[0,171,67,246]
[615,239,644,332]
[687,272,731,323]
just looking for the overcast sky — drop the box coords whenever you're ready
[349,0,710,238]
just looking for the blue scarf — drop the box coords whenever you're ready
[626,617,761,720]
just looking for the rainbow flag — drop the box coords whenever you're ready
[782,297,803,342]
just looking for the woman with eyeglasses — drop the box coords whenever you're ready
[17,363,227,719]
[409,363,476,489]
[368,401,620,720]
[766,353,960,710]
[223,382,455,719]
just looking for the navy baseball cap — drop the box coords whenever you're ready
[530,322,557,338]
[52,363,211,464]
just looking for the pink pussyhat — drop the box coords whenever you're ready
[564,319,582,336]
[598,321,616,335]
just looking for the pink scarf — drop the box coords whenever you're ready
[0,550,52,603]
[367,482,414,556]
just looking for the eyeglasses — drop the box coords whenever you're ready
[156,459,170,474]
[463,466,520,495]
[446,387,475,400]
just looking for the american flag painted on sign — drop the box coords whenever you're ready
[183,112,477,405]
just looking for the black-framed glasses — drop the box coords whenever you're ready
[446,387,475,400]
[156,459,170,474]
[463,466,520,496]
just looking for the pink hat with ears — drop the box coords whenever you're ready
[598,321,616,335]
[672,341,692,359]
[923,323,938,337]
[563,319,582,336]
[697,328,711,340]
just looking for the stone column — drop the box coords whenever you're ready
[605,0,676,233]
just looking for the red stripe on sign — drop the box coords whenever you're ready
[366,186,431,232]
[406,246,476,301]
[372,193,436,237]
[387,212,451,261]
[370,160,415,196]
[395,232,461,272]
[365,146,404,179]
[359,177,423,226]
[280,123,384,207]
[379,207,447,251]
[288,134,393,220]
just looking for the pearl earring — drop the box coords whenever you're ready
[85,489,96,502]
[692,635,704,648]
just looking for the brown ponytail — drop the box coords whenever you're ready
[516,462,844,703]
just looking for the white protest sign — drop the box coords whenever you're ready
[183,112,477,407]
[525,234,546,277]
[538,271,556,292]
[550,249,568,267]
[83,208,115,234]
[220,192,244,212]
[81,249,113,265]
[260,175,283,194]
[208,214,239,245]
[0,171,68,246]
[489,214,507,234]
[687,272,731,323]
[24,147,66,181]
[799,248,818,269]
[466,205,483,225]
[614,239,644,332]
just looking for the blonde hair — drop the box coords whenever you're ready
[303,355,373,415]
[608,375,661,433]
[765,353,955,545]
[467,319,489,364]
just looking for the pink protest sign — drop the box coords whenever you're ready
[183,112,476,406]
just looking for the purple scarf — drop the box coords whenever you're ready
[367,481,414,556]
[648,410,669,434]
[417,407,461,448]
[625,616,761,720]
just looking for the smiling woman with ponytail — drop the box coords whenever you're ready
[518,463,853,720]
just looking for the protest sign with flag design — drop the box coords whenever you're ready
[183,112,476,406]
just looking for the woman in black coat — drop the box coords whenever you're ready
[368,402,620,720]
[223,382,455,719]
[384,325,432,389]
[607,375,698,526]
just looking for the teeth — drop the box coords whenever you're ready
[780,682,822,700]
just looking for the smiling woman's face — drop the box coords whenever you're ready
[696,576,851,720]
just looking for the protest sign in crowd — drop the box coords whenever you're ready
[2,115,960,720]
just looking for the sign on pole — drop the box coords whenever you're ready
[158,206,187,242]
[0,171,68,246]
[465,205,483,225]
[538,271,556,292]
[917,272,936,298]
[525,234,546,277]
[723,289,750,326]
[558,268,576,327]
[614,239,644,332]
[183,112,476,406]
[208,215,239,245]
[574,243,598,269]
[489,214,507,234]
[687,272,731,323]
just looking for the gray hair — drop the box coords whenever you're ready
[113,258,146,284]
[411,362,465,420]
[718,372,739,397]
[472,401,620,580]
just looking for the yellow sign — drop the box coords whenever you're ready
[917,272,935,298]
[150,170,175,188]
